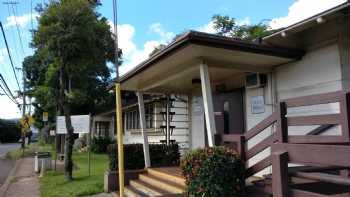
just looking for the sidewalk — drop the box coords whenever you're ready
[1,157,40,197]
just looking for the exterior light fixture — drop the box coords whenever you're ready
[316,17,325,24]
[281,31,287,37]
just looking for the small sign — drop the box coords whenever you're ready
[43,112,49,122]
[251,96,265,114]
[56,115,90,134]
[50,130,56,136]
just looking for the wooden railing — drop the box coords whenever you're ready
[215,90,350,196]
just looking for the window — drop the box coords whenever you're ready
[95,121,110,137]
[125,103,154,131]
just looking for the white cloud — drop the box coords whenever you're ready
[270,0,347,29]
[197,21,217,34]
[109,22,174,75]
[0,96,20,119]
[4,13,38,28]
[120,40,161,74]
[149,23,175,43]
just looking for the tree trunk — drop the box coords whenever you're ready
[59,65,74,181]
[63,103,74,180]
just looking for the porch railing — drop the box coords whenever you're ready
[215,90,350,196]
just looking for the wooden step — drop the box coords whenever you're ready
[147,168,186,187]
[129,179,170,196]
[124,185,150,197]
[139,174,184,194]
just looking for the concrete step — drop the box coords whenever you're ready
[138,174,184,194]
[129,179,170,196]
[146,168,185,187]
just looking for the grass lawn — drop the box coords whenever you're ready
[40,152,108,197]
[6,143,55,160]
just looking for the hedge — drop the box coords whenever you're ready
[107,143,180,171]
[91,136,113,153]
[181,146,245,197]
[0,119,21,143]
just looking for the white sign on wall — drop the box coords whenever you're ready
[251,96,265,114]
[56,115,90,134]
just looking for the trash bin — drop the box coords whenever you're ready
[34,152,52,173]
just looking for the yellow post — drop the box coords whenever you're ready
[115,83,124,197]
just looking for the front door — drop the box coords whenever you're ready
[214,89,245,134]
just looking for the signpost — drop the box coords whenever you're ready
[55,114,91,175]
[43,112,48,122]
[56,115,90,134]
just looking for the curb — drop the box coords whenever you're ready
[0,158,23,197]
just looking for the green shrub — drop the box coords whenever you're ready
[107,143,180,171]
[181,146,245,197]
[91,136,113,153]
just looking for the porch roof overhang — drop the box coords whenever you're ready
[119,31,305,94]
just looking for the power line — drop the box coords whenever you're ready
[11,3,26,56]
[0,75,19,106]
[5,3,22,69]
[113,0,119,79]
[0,21,21,91]
[0,73,17,102]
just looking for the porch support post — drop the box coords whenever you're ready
[199,60,217,147]
[137,92,151,168]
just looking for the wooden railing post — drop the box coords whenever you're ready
[272,150,289,197]
[277,102,288,143]
[340,92,350,141]
[238,135,246,161]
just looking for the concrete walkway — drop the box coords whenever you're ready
[1,158,40,197]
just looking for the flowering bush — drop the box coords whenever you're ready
[181,146,245,197]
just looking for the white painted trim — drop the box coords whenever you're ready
[199,61,217,147]
[137,92,151,167]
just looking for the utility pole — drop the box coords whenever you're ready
[113,0,124,197]
[21,58,26,149]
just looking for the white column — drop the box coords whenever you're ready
[137,92,151,168]
[199,61,217,147]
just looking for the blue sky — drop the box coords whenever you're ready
[0,0,347,119]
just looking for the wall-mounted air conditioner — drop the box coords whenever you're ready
[245,73,267,89]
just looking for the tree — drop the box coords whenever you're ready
[28,0,117,180]
[212,15,271,41]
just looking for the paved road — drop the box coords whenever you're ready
[0,143,20,187]
[0,143,20,159]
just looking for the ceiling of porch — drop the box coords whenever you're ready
[120,31,303,94]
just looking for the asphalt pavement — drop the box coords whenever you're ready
[0,143,20,187]
[0,143,20,159]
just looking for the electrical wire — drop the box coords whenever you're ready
[0,73,17,102]
[0,76,19,106]
[113,0,119,79]
[5,4,22,70]
[11,4,26,56]
[0,21,21,91]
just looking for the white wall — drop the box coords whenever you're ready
[276,43,342,99]
[190,95,206,149]
[245,43,344,177]
[123,95,190,154]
